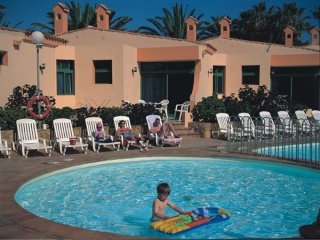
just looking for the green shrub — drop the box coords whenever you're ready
[74,107,98,128]
[124,103,160,125]
[192,95,225,122]
[288,103,309,116]
[44,107,77,129]
[222,85,292,117]
[237,85,269,117]
[222,94,241,117]
[0,108,26,130]
[99,107,126,126]
[5,84,56,111]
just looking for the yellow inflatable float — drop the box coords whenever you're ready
[150,207,230,235]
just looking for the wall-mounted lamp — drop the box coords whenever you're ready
[132,67,138,73]
[208,69,213,74]
[40,63,46,70]
[40,63,46,74]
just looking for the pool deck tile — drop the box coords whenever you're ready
[0,138,317,239]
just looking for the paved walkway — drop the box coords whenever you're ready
[0,138,316,239]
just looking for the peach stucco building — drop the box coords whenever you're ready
[0,3,319,113]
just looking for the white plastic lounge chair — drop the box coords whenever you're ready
[15,118,52,157]
[146,114,163,146]
[312,110,320,129]
[85,117,120,153]
[214,113,246,140]
[0,128,11,158]
[53,118,88,155]
[113,116,142,150]
[277,111,296,135]
[214,113,232,139]
[259,111,276,138]
[155,99,169,119]
[137,99,147,105]
[295,110,314,133]
[146,115,180,147]
[312,110,320,121]
[174,101,190,121]
[238,113,257,138]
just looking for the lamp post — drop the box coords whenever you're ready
[31,31,44,128]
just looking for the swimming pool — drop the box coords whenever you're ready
[256,143,320,161]
[15,157,320,239]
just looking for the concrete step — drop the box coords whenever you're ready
[165,119,202,138]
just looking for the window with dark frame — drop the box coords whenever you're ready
[242,65,260,85]
[56,60,75,95]
[0,51,8,65]
[213,66,225,94]
[94,60,112,84]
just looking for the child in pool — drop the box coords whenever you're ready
[151,183,184,222]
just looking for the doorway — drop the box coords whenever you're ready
[140,62,195,113]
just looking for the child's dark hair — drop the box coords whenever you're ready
[157,183,171,195]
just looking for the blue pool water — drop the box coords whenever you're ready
[257,143,320,161]
[15,157,320,239]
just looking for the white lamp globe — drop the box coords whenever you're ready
[31,31,44,44]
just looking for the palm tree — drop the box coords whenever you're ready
[30,1,133,34]
[312,5,320,21]
[230,2,310,45]
[0,4,22,28]
[136,3,207,39]
[65,1,95,30]
[231,2,279,43]
[200,16,231,39]
[275,3,311,45]
[109,11,133,31]
[30,12,54,33]
[0,4,6,26]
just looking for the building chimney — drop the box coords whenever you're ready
[95,4,111,30]
[53,3,69,35]
[283,26,295,47]
[185,16,197,41]
[310,27,320,45]
[219,17,231,38]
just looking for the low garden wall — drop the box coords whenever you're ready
[188,122,218,138]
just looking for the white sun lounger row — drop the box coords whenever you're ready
[2,114,182,158]
[214,110,320,140]
[11,118,120,157]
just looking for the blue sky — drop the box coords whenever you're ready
[3,0,319,33]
